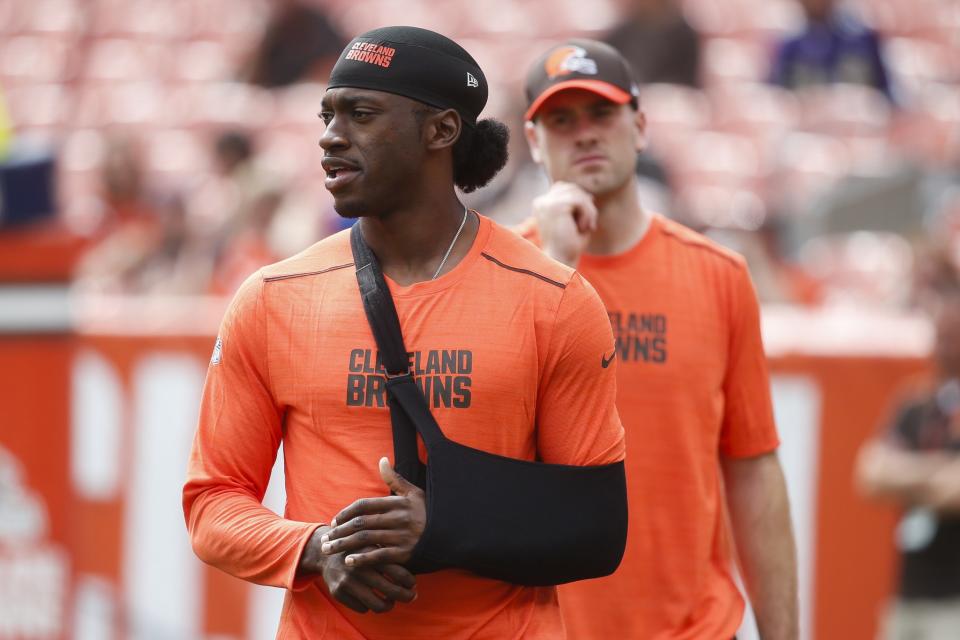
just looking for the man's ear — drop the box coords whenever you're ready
[633,109,648,154]
[424,109,462,151]
[524,121,543,164]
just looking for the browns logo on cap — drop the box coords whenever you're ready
[544,45,598,79]
[328,25,488,127]
[525,39,639,121]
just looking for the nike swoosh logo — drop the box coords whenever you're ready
[601,350,616,368]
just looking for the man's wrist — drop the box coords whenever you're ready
[297,524,332,577]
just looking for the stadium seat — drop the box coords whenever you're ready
[639,83,712,161]
[71,82,179,132]
[700,37,771,87]
[855,0,954,38]
[145,129,210,177]
[674,183,767,230]
[22,0,84,36]
[259,131,317,182]
[886,37,959,99]
[683,0,803,40]
[174,41,233,84]
[85,38,168,82]
[0,0,25,35]
[772,131,853,212]
[338,0,457,39]
[4,83,68,137]
[668,130,769,216]
[796,84,897,176]
[548,0,619,36]
[183,82,275,131]
[709,82,800,144]
[890,83,960,166]
[272,83,327,132]
[798,84,892,137]
[0,35,70,84]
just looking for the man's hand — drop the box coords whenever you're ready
[533,181,597,267]
[320,457,426,568]
[298,525,417,614]
[926,459,960,513]
[856,439,951,503]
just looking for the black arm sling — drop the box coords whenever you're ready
[350,224,628,586]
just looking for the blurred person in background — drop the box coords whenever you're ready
[604,0,701,87]
[912,244,960,310]
[857,292,960,640]
[206,130,283,295]
[209,130,283,237]
[240,0,347,88]
[518,39,799,639]
[73,132,177,293]
[770,0,894,100]
[89,132,157,235]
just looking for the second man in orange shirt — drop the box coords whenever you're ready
[519,39,799,640]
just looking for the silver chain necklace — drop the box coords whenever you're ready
[432,207,469,280]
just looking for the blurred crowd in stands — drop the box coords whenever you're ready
[0,0,958,308]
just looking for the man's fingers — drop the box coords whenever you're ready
[349,584,395,614]
[379,563,417,590]
[358,568,417,604]
[546,182,597,234]
[327,574,378,613]
[333,590,371,614]
[566,187,598,233]
[324,512,411,543]
[573,199,598,233]
[344,547,406,568]
[379,456,419,496]
[321,530,406,555]
[329,496,408,531]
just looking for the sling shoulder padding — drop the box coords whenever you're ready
[350,223,628,586]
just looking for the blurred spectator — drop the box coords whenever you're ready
[110,193,214,294]
[604,0,700,87]
[96,134,155,233]
[73,133,175,292]
[201,130,284,295]
[76,129,288,296]
[240,0,347,88]
[856,293,960,639]
[770,0,894,101]
[912,243,960,311]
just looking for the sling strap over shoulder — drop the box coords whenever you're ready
[350,222,628,586]
[352,227,426,488]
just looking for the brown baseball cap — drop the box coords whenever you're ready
[524,39,640,121]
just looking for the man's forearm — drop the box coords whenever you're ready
[185,487,324,589]
[722,451,798,640]
[856,440,952,505]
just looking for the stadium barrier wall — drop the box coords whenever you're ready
[0,300,931,639]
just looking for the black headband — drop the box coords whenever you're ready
[327,26,488,127]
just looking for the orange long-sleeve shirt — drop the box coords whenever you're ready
[183,214,625,639]
[522,213,780,639]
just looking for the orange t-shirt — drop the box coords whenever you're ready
[182,214,625,640]
[521,213,780,640]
